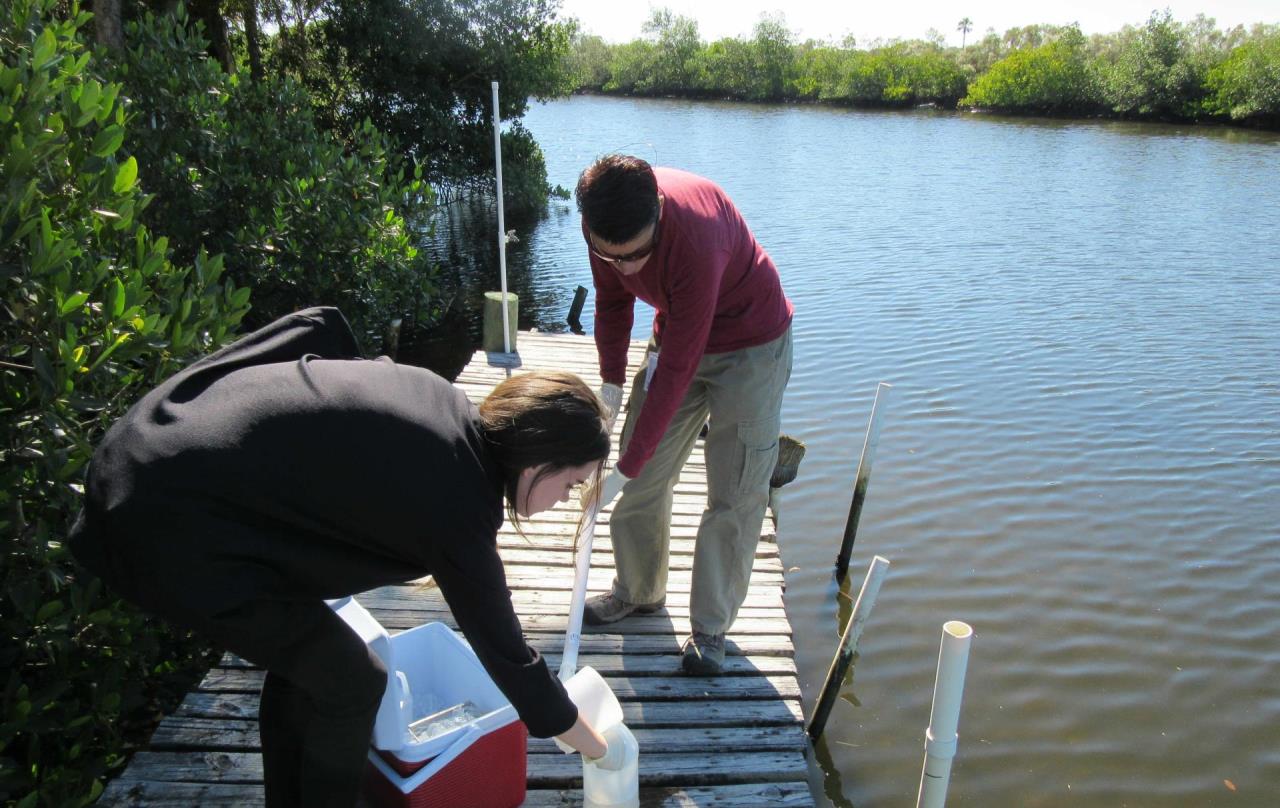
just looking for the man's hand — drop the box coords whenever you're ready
[598,383,623,424]
[583,469,630,511]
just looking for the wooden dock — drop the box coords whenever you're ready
[100,332,815,807]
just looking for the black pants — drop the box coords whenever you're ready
[213,599,388,808]
[70,518,388,807]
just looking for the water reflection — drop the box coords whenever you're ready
[401,197,583,378]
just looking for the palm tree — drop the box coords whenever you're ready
[957,17,973,48]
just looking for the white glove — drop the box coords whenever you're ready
[585,468,630,511]
[585,724,633,771]
[599,383,623,424]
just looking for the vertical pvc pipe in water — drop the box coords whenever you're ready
[491,81,510,354]
[806,555,891,741]
[835,382,893,581]
[916,620,974,808]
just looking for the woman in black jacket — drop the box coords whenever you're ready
[69,308,612,806]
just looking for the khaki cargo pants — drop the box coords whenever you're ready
[608,326,793,636]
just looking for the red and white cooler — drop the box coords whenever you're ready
[327,596,527,808]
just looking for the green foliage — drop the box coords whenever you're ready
[308,0,577,212]
[960,27,1098,113]
[565,32,612,90]
[110,7,436,343]
[1204,26,1280,121]
[842,44,967,105]
[1098,10,1211,117]
[577,13,965,106]
[641,8,701,93]
[603,39,660,93]
[0,1,248,803]
[565,10,1277,129]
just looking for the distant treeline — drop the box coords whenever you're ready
[565,9,1280,126]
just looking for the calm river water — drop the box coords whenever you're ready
[423,95,1280,806]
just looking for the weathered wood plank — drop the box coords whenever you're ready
[220,632,798,667]
[472,545,784,573]
[174,692,805,727]
[116,750,809,787]
[523,782,817,807]
[358,584,787,612]
[500,568,784,590]
[149,719,807,756]
[98,780,265,807]
[199,669,801,701]
[200,655,793,686]
[289,610,794,637]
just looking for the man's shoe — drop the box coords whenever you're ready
[583,592,666,626]
[681,631,726,676]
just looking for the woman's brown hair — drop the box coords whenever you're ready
[478,371,611,526]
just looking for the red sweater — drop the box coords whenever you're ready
[589,168,793,478]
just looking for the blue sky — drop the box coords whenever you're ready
[558,0,1279,45]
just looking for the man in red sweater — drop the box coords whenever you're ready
[577,155,793,675]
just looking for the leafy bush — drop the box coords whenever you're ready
[1204,27,1280,121]
[961,28,1098,113]
[111,7,437,346]
[842,45,967,105]
[1098,11,1209,117]
[1,1,250,804]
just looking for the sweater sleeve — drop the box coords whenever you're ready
[615,246,727,478]
[590,255,636,386]
[431,529,578,738]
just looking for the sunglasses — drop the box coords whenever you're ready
[589,216,661,266]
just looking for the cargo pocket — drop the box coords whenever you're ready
[736,416,780,497]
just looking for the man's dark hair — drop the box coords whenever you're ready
[575,154,660,244]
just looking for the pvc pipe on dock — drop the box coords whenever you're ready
[835,382,892,581]
[806,555,891,741]
[916,620,973,808]
[558,500,600,680]
[491,81,511,355]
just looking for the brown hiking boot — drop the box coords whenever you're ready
[681,631,726,676]
[582,592,666,625]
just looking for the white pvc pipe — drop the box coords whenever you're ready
[916,620,974,808]
[559,497,601,680]
[491,81,510,354]
[806,554,890,739]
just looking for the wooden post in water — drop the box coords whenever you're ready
[835,382,892,581]
[567,285,588,333]
[807,555,890,741]
[916,621,973,808]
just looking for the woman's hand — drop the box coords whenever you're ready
[584,724,632,771]
[553,711,607,759]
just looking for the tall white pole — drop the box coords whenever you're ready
[491,81,510,354]
[916,620,974,808]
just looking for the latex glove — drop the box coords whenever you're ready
[584,468,630,511]
[599,382,624,424]
[584,724,632,771]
